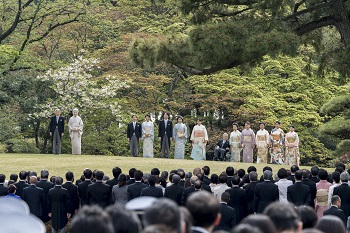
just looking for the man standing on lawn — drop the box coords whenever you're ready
[49,109,65,155]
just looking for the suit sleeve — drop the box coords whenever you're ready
[169,122,173,138]
[306,188,312,207]
[49,117,53,133]
[158,122,161,138]
[287,187,292,203]
[127,186,132,201]
[66,190,72,214]
[127,124,131,139]
[253,188,259,213]
[87,186,91,205]
[231,209,236,228]
[62,117,64,133]
[181,190,186,206]
[47,191,52,214]
[138,123,142,138]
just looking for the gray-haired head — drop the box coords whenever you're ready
[72,108,79,113]
[172,174,180,184]
[263,170,273,181]
[40,170,49,179]
[340,171,349,182]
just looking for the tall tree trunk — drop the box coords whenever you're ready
[333,0,350,46]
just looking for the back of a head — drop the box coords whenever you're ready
[202,166,210,176]
[178,170,185,179]
[151,168,160,176]
[231,224,263,233]
[331,195,341,205]
[190,176,199,185]
[242,174,250,184]
[237,169,245,178]
[186,191,219,228]
[340,171,349,182]
[40,170,49,179]
[210,174,218,184]
[332,171,340,183]
[263,202,301,232]
[96,171,104,181]
[10,174,18,182]
[134,170,143,181]
[29,171,37,177]
[19,171,27,180]
[318,169,328,180]
[295,170,303,181]
[291,165,299,173]
[55,177,63,186]
[129,168,136,178]
[219,173,228,184]
[71,205,114,233]
[232,175,240,186]
[221,192,230,203]
[172,175,180,184]
[193,167,201,176]
[143,198,181,233]
[8,184,16,194]
[297,206,318,229]
[30,176,37,185]
[226,166,234,176]
[247,166,257,173]
[302,169,310,179]
[336,162,346,171]
[263,170,272,181]
[277,168,288,179]
[263,166,272,172]
[311,166,319,176]
[118,174,127,187]
[241,214,278,233]
[106,205,140,233]
[315,215,346,233]
[112,167,122,179]
[249,171,258,182]
[196,173,204,181]
[66,171,74,181]
[0,174,5,183]
[83,169,93,180]
[194,180,202,190]
[148,175,156,186]
[141,224,176,233]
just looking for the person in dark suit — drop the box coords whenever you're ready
[107,167,121,188]
[0,174,8,196]
[243,171,258,215]
[333,171,350,219]
[158,112,173,158]
[254,170,279,213]
[186,191,220,233]
[181,176,198,206]
[196,173,212,193]
[14,170,29,199]
[225,175,247,224]
[127,115,142,157]
[287,165,299,184]
[62,171,79,215]
[302,169,317,208]
[126,168,136,185]
[214,192,236,231]
[164,175,185,205]
[287,170,312,207]
[48,177,71,233]
[202,166,211,186]
[213,133,230,161]
[87,170,111,208]
[127,170,148,201]
[324,195,347,227]
[37,169,54,222]
[22,176,45,219]
[226,166,234,187]
[78,168,93,206]
[49,109,65,155]
[310,166,320,183]
[141,175,163,198]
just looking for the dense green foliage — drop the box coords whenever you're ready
[0,0,349,166]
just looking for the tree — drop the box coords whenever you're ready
[129,0,350,76]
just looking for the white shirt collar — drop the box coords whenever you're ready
[191,226,209,233]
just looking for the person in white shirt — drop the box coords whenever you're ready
[275,168,293,203]
[328,171,341,207]
[213,173,230,201]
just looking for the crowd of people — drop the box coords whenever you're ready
[0,163,349,233]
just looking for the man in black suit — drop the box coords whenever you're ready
[333,171,350,219]
[302,169,317,208]
[62,171,79,215]
[126,168,136,185]
[22,176,45,219]
[310,165,320,183]
[0,174,7,197]
[324,195,347,226]
[78,168,93,206]
[202,166,211,186]
[158,112,173,158]
[48,177,71,233]
[164,175,184,205]
[225,175,247,224]
[14,170,29,199]
[226,166,235,187]
[87,170,111,208]
[254,170,279,213]
[214,192,236,232]
[196,173,212,193]
[287,170,312,207]
[181,176,198,206]
[213,133,230,161]
[141,175,163,198]
[186,191,221,233]
[49,108,65,155]
[37,169,54,222]
[127,115,142,157]
[243,171,258,215]
[127,170,148,201]
[287,165,299,184]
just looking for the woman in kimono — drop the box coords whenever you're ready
[142,114,154,158]
[240,121,255,163]
[270,121,284,164]
[285,125,300,166]
[68,108,83,155]
[190,118,208,160]
[229,123,241,162]
[255,122,270,164]
[173,116,188,159]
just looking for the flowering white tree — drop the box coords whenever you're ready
[30,56,129,119]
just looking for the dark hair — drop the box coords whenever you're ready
[249,171,258,182]
[210,174,219,184]
[318,169,328,180]
[66,171,74,181]
[197,118,202,122]
[277,168,288,179]
[336,162,346,171]
[259,122,266,126]
[131,114,137,118]
[263,166,272,172]
[134,170,143,181]
[29,171,37,177]
[202,166,210,175]
[297,206,318,229]
[145,114,151,118]
[263,202,300,232]
[247,166,257,173]
[118,174,127,187]
[241,214,278,233]
[8,180,15,186]
[83,168,93,179]
[245,121,251,125]
[315,215,346,233]
[194,180,202,190]
[112,167,122,179]
[70,205,114,233]
[19,171,27,180]
[237,169,245,178]
[148,175,156,186]
[186,191,219,228]
[332,171,340,183]
[331,195,341,205]
[96,170,104,181]
[151,168,160,176]
[54,177,63,186]
[8,184,17,194]
[129,168,136,178]
[178,170,185,179]
[275,121,281,125]
[0,174,5,183]
[311,166,319,176]
[232,175,240,186]
[221,192,230,203]
[176,116,183,121]
[10,174,18,182]
[291,165,299,173]
[161,171,169,180]
[143,199,181,233]
[295,170,303,181]
[196,173,204,182]
[231,224,263,233]
[172,175,180,184]
[226,166,234,176]
[106,205,140,233]
[50,176,56,183]
[232,122,239,127]
[242,174,250,184]
[302,169,311,179]
[219,173,228,183]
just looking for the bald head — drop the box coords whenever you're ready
[30,176,38,185]
[190,176,199,185]
[193,168,201,176]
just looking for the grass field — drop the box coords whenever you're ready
[0,153,334,179]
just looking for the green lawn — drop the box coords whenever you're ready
[0,153,333,179]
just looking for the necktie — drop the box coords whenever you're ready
[133,122,135,129]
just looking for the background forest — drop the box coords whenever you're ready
[1,0,349,166]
